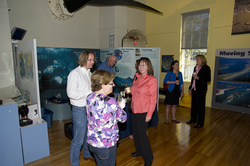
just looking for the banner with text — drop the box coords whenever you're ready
[212,48,250,114]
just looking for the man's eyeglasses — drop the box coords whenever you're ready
[107,83,115,86]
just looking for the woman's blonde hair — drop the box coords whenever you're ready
[78,50,96,67]
[136,57,154,75]
[196,54,207,66]
[91,70,115,92]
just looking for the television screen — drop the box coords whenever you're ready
[11,27,27,40]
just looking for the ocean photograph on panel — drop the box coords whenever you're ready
[216,81,250,108]
[217,58,250,81]
[37,47,100,104]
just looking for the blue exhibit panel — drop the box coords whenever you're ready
[0,101,23,166]
[20,120,50,164]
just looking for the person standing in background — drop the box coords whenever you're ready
[163,60,184,124]
[67,50,96,166]
[127,57,158,166]
[98,55,117,73]
[186,54,211,129]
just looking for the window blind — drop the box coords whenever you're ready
[181,9,210,49]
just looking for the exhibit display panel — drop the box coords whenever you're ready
[11,39,51,164]
[37,46,160,111]
[36,47,101,106]
[0,99,23,166]
[36,46,160,130]
[212,48,250,114]
[20,118,50,164]
[100,47,161,109]
[15,39,41,117]
[100,47,160,80]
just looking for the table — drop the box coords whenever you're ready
[118,103,159,140]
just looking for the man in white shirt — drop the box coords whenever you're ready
[67,50,96,166]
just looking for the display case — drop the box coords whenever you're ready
[0,85,31,106]
[0,87,50,165]
[12,87,31,106]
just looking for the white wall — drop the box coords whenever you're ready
[98,1,147,49]
[7,0,100,49]
[127,0,146,32]
[99,6,128,49]
[7,0,147,49]
[0,0,15,89]
[1,0,147,89]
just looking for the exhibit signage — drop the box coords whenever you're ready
[212,48,250,114]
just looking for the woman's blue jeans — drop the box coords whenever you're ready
[89,144,117,166]
[70,106,91,166]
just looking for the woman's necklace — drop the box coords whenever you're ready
[139,74,145,83]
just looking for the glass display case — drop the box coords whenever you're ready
[13,87,31,106]
[0,85,31,106]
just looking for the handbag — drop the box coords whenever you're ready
[164,83,169,90]
[163,72,172,90]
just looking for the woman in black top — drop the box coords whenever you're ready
[186,54,211,128]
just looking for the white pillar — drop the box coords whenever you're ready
[99,6,128,48]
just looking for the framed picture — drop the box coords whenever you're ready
[231,0,250,35]
[162,55,174,72]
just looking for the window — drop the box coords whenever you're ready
[181,9,210,81]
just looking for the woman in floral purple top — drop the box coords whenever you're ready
[86,70,127,166]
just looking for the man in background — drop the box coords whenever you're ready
[67,50,96,166]
[98,54,117,73]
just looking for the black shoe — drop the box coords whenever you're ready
[144,163,152,166]
[131,152,140,157]
[194,125,203,129]
[186,120,195,124]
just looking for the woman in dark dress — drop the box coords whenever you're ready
[163,60,184,124]
[186,54,211,128]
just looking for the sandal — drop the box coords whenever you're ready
[172,119,180,123]
[165,120,169,124]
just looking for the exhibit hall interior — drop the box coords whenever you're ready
[0,0,250,165]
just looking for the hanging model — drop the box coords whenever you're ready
[63,0,163,14]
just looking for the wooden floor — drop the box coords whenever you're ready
[25,102,250,166]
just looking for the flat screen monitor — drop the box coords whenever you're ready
[11,27,27,40]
